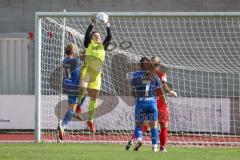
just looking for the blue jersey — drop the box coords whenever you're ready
[128,70,162,103]
[62,57,82,95]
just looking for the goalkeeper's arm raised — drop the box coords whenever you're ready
[84,18,95,48]
[103,22,112,50]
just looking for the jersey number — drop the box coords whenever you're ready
[145,84,150,96]
[143,80,150,97]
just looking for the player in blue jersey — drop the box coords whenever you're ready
[126,56,177,152]
[57,43,86,140]
[128,57,163,152]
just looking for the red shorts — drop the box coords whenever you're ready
[157,96,169,123]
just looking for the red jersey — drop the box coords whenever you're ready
[155,70,168,109]
[155,70,167,83]
[155,70,169,123]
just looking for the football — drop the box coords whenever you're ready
[96,12,109,24]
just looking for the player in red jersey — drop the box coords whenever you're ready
[151,56,177,152]
[126,56,177,152]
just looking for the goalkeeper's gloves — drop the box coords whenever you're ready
[106,22,110,28]
[91,17,96,25]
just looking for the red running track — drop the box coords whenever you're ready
[1,133,240,146]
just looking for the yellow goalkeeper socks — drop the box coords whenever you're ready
[88,100,97,121]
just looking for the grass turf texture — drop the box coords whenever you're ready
[0,143,239,160]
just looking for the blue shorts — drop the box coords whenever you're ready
[135,101,158,122]
[62,80,79,104]
[68,95,78,104]
[63,88,79,104]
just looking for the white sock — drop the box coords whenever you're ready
[136,137,142,142]
[152,144,157,149]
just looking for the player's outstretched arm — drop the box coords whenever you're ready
[163,82,177,97]
[73,50,86,64]
[79,50,86,62]
[169,89,177,97]
[103,22,112,50]
[84,17,96,48]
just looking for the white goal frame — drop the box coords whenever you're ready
[35,12,240,143]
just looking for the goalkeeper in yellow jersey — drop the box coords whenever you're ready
[79,17,112,133]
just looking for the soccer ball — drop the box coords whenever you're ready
[96,12,109,24]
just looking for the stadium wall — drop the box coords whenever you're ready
[1,0,240,32]
[0,33,33,94]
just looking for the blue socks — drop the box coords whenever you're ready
[150,128,158,145]
[134,126,143,141]
[134,126,158,145]
[62,108,74,128]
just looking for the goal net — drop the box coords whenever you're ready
[36,12,240,146]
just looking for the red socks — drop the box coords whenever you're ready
[142,125,148,133]
[159,127,168,147]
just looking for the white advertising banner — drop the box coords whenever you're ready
[0,95,35,129]
[44,95,231,133]
[0,95,231,133]
[168,97,230,133]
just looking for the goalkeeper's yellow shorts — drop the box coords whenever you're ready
[80,65,102,90]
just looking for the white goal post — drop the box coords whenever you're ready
[35,12,240,146]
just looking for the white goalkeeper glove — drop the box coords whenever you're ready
[106,22,110,28]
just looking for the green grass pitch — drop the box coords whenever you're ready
[0,143,239,160]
